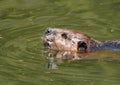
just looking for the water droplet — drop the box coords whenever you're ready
[18,60,24,62]
[110,29,114,32]
[0,36,3,39]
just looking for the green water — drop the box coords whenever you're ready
[0,0,120,85]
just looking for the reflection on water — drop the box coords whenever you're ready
[43,49,120,66]
[43,49,86,64]
[45,53,58,69]
[43,49,87,69]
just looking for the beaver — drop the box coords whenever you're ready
[42,27,120,53]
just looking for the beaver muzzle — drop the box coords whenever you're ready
[42,28,56,49]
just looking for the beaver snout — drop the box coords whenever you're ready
[45,28,52,35]
[43,28,56,49]
[44,27,57,35]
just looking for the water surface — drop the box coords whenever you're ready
[0,0,120,85]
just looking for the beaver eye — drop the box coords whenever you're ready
[61,33,67,39]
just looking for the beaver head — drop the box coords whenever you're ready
[42,27,91,53]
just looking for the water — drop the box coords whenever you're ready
[0,0,120,85]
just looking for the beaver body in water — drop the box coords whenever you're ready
[42,27,120,53]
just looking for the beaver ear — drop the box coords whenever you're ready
[77,41,87,51]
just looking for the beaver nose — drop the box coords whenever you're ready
[45,28,52,35]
